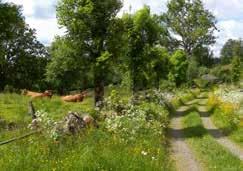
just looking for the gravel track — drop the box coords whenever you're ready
[198,105,243,160]
[169,106,203,171]
[169,94,243,171]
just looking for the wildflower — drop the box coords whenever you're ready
[141,151,148,156]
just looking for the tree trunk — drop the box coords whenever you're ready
[83,72,88,90]
[94,68,104,108]
[93,37,105,108]
[156,73,160,90]
[131,67,138,96]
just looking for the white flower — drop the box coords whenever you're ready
[141,151,148,156]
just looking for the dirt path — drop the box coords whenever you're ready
[169,106,203,171]
[169,94,243,170]
[197,105,243,160]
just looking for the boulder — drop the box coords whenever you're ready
[62,112,86,134]
[53,112,97,135]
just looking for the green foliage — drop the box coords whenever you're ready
[221,39,243,64]
[103,89,127,114]
[46,37,90,94]
[3,85,18,93]
[187,58,199,85]
[192,46,215,67]
[0,1,48,91]
[160,80,176,91]
[193,79,209,89]
[0,87,172,170]
[164,0,217,56]
[211,108,239,135]
[168,50,188,86]
[149,47,170,89]
[232,56,241,84]
[207,94,240,133]
[104,102,168,144]
[124,6,168,93]
[198,66,209,76]
[210,65,232,83]
[57,0,123,105]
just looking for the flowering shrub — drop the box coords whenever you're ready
[214,87,243,105]
[104,103,168,144]
[103,90,169,144]
[208,93,240,129]
[220,101,240,129]
[103,90,127,114]
[149,89,175,103]
[207,93,221,109]
[213,86,243,115]
[28,110,59,139]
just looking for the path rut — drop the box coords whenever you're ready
[169,106,202,171]
[197,105,243,160]
[169,93,243,171]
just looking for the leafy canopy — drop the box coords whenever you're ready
[220,39,243,64]
[0,1,48,91]
[164,0,217,56]
[56,0,123,105]
[124,6,166,92]
[168,50,188,86]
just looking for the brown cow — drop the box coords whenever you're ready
[22,90,53,99]
[61,91,88,102]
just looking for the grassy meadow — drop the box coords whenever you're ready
[0,88,173,170]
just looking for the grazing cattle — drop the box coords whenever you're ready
[61,91,88,102]
[22,90,53,99]
[43,90,53,98]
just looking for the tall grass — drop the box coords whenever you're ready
[0,129,171,170]
[0,92,172,170]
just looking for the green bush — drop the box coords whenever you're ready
[210,65,232,83]
[187,59,199,85]
[194,79,209,89]
[168,50,188,87]
[232,56,241,84]
[3,85,19,93]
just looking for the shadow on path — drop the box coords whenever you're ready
[168,126,225,139]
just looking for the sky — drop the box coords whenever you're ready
[3,0,243,57]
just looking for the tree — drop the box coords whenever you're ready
[168,50,188,86]
[123,6,165,94]
[149,47,170,89]
[164,0,217,56]
[46,36,89,94]
[186,58,199,85]
[192,45,214,67]
[221,39,243,64]
[210,64,232,83]
[0,1,48,91]
[0,1,24,90]
[57,0,123,107]
[231,56,241,84]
